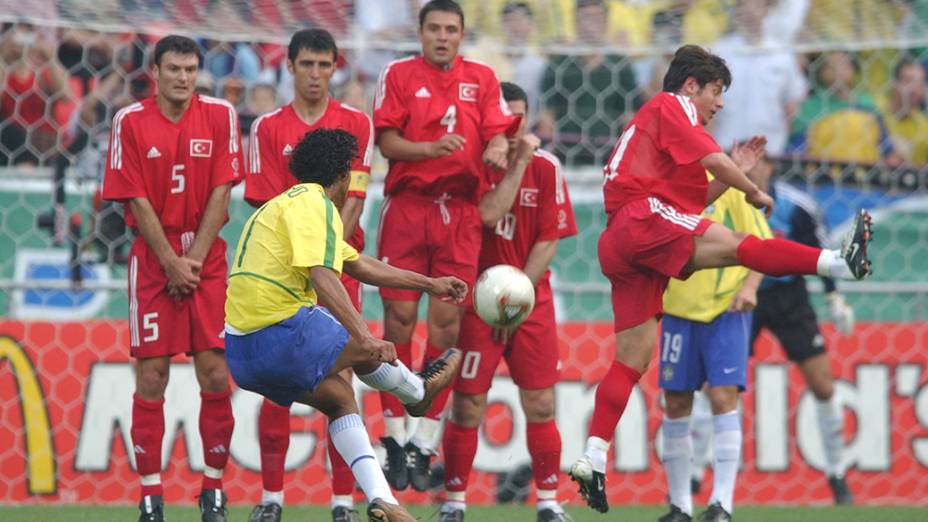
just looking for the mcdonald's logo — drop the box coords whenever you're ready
[0,336,56,495]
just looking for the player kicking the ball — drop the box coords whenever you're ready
[225,129,463,522]
[569,45,872,513]
[438,82,577,522]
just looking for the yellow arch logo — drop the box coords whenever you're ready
[0,336,56,495]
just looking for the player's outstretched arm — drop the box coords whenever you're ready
[478,133,540,226]
[701,152,774,215]
[186,182,233,264]
[129,198,201,296]
[378,128,465,161]
[343,254,467,302]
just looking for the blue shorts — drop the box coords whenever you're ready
[658,311,751,392]
[225,306,349,407]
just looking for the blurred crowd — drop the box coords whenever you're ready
[2,0,928,174]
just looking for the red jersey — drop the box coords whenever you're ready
[603,92,721,215]
[479,150,577,285]
[373,55,516,200]
[102,95,243,235]
[245,98,373,250]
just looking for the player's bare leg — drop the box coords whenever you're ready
[572,318,656,513]
[380,298,418,490]
[192,349,234,522]
[295,375,413,522]
[798,353,852,504]
[687,210,872,280]
[406,297,465,491]
[134,356,170,522]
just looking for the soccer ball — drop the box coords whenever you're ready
[473,264,535,329]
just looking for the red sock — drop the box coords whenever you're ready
[425,343,452,420]
[527,420,561,491]
[200,389,234,491]
[442,421,478,493]
[258,398,290,492]
[589,361,642,440]
[327,427,355,495]
[380,342,412,419]
[131,394,165,498]
[736,235,821,276]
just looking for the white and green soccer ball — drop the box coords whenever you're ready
[473,264,535,329]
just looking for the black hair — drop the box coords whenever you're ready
[419,0,465,29]
[288,28,338,63]
[153,35,201,67]
[289,129,357,187]
[662,45,732,93]
[893,54,919,81]
[501,1,532,17]
[501,81,528,109]
[576,0,607,12]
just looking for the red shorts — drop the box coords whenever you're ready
[127,237,228,359]
[599,197,711,332]
[377,191,481,305]
[454,283,560,394]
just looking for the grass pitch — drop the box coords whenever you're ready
[2,504,926,521]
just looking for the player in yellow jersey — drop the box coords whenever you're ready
[656,141,770,522]
[224,129,465,522]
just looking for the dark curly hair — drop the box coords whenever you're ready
[288,129,358,187]
[663,45,731,93]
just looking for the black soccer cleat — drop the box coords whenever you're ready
[198,489,228,522]
[248,503,282,522]
[405,441,433,492]
[828,475,854,505]
[568,455,608,513]
[438,506,465,522]
[404,348,461,417]
[697,502,731,522]
[380,436,409,491]
[659,504,693,522]
[138,494,165,522]
[331,504,360,522]
[537,507,574,521]
[842,209,873,280]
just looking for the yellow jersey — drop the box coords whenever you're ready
[663,179,772,323]
[225,183,359,333]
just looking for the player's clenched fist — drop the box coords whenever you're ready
[361,336,398,365]
[745,188,775,216]
[428,134,467,158]
[483,142,509,171]
[515,133,541,162]
[428,276,468,303]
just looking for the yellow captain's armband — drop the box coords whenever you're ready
[348,171,370,195]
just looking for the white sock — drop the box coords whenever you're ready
[583,436,610,474]
[329,414,397,504]
[662,416,693,515]
[411,417,443,453]
[330,494,353,509]
[690,392,713,482]
[710,411,741,514]
[816,249,853,279]
[357,362,424,404]
[261,489,283,506]
[537,488,560,511]
[816,395,846,478]
[140,473,161,488]
[382,416,406,443]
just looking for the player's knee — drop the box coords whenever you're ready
[136,359,169,399]
[663,392,694,418]
[520,387,555,422]
[195,355,231,392]
[384,302,417,338]
[809,379,834,401]
[707,386,739,414]
[452,393,486,427]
